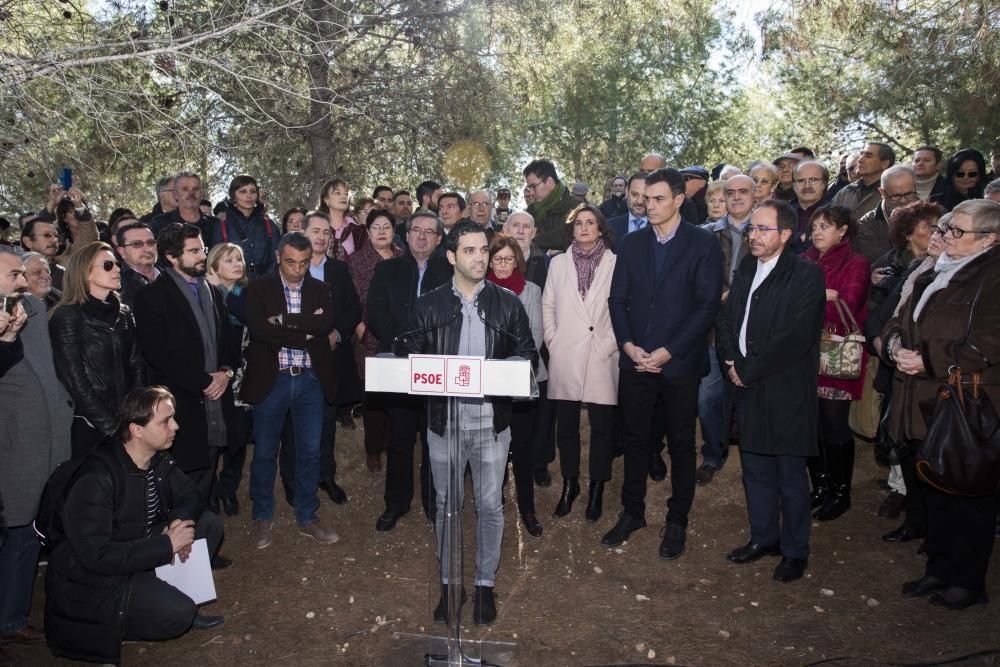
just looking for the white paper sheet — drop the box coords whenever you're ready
[154,538,217,605]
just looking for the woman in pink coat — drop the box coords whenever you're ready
[543,203,620,522]
[803,204,871,521]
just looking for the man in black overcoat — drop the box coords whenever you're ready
[715,199,826,583]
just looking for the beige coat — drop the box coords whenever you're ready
[543,250,619,405]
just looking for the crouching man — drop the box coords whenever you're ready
[45,386,225,664]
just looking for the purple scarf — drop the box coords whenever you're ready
[571,237,606,299]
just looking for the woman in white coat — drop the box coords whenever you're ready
[543,203,619,522]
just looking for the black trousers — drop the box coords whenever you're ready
[71,418,105,461]
[923,485,997,592]
[555,400,614,482]
[899,445,927,534]
[384,399,434,514]
[532,382,557,470]
[123,511,223,641]
[279,402,338,492]
[509,399,538,513]
[619,369,699,525]
[362,393,392,457]
[215,408,253,499]
[186,449,221,507]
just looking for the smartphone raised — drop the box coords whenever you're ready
[60,167,73,191]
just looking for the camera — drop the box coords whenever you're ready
[1,293,23,315]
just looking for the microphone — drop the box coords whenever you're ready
[392,307,461,356]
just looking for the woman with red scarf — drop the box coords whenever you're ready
[487,234,547,537]
[348,209,404,472]
[803,204,870,521]
[542,204,619,523]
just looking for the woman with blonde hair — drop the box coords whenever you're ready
[49,241,145,458]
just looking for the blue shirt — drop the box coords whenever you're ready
[628,213,648,234]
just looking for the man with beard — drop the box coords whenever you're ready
[133,223,238,508]
[416,180,443,212]
[716,199,825,583]
[115,222,160,307]
[607,173,648,247]
[599,176,628,220]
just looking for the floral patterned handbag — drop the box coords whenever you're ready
[819,298,865,380]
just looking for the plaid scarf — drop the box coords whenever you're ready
[571,237,606,299]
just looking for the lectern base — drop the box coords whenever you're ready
[391,631,516,667]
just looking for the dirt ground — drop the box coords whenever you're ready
[14,416,1000,667]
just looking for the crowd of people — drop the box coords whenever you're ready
[0,143,998,662]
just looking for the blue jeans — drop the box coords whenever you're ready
[0,524,40,634]
[250,370,324,527]
[427,426,511,587]
[698,351,726,468]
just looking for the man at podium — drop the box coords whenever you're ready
[400,220,537,626]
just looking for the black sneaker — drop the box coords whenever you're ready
[473,586,497,625]
[658,522,686,560]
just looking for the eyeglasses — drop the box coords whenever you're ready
[955,171,979,178]
[471,201,492,208]
[185,247,209,255]
[746,225,782,235]
[36,232,59,240]
[752,177,774,185]
[934,222,979,239]
[409,227,438,237]
[100,260,117,272]
[886,191,917,202]
[369,224,394,233]
[124,240,157,249]
[525,180,545,192]
[491,256,516,265]
[794,177,825,186]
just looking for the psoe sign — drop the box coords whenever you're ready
[409,355,485,397]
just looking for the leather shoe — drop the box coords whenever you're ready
[648,453,667,482]
[695,463,718,486]
[433,585,467,624]
[658,522,686,560]
[251,520,273,550]
[902,575,948,598]
[376,507,408,532]
[211,554,233,570]
[929,586,989,611]
[473,586,497,625]
[585,481,604,522]
[601,512,646,547]
[553,478,580,517]
[533,468,552,487]
[877,490,904,518]
[520,512,543,538]
[726,541,781,564]
[320,478,348,505]
[772,557,808,582]
[299,518,339,544]
[220,495,240,517]
[882,524,924,543]
[191,614,225,631]
[0,625,45,644]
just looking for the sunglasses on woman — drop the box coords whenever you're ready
[100,260,117,272]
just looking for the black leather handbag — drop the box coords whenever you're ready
[915,283,1000,497]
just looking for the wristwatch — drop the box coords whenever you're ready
[221,367,235,379]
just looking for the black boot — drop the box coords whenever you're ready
[814,439,854,521]
[585,480,604,522]
[808,446,830,509]
[553,478,580,517]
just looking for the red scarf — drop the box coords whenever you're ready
[487,269,526,295]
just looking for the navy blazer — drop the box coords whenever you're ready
[608,221,723,378]
[607,213,631,249]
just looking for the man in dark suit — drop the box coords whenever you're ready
[240,232,340,549]
[366,210,453,531]
[715,199,825,583]
[133,223,238,505]
[295,211,362,504]
[605,168,723,559]
[606,172,648,248]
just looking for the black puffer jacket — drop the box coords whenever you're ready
[45,441,203,664]
[49,295,146,437]
[399,280,537,436]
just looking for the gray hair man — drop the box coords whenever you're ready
[854,165,917,263]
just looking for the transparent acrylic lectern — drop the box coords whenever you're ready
[366,355,535,666]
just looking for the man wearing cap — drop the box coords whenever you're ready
[773,153,802,204]
[680,167,709,224]
[571,182,590,203]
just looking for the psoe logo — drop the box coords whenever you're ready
[455,364,471,387]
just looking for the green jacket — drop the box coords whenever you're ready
[528,182,578,251]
